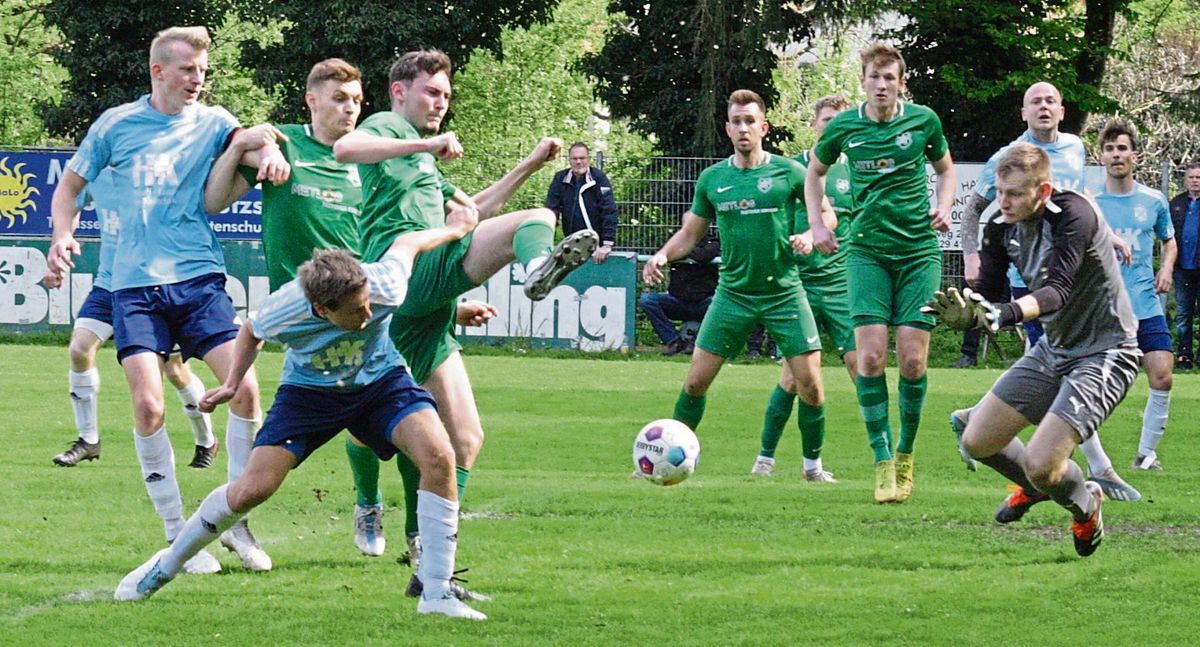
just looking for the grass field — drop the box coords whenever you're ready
[1,343,1198,645]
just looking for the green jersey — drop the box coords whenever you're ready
[356,111,458,262]
[793,150,853,284]
[241,124,362,291]
[690,153,804,295]
[814,101,949,260]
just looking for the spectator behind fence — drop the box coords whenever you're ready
[1170,162,1200,370]
[639,233,720,355]
[545,142,618,263]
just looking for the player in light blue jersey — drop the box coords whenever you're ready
[46,26,289,573]
[116,210,488,620]
[948,82,1139,501]
[1097,120,1176,472]
[46,172,218,474]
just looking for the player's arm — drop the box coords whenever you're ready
[1157,237,1177,293]
[46,170,88,284]
[1002,201,1100,325]
[804,156,836,253]
[469,137,562,219]
[929,151,956,232]
[199,322,264,413]
[595,169,619,262]
[959,193,991,286]
[333,130,461,164]
[384,203,478,270]
[792,196,836,256]
[205,125,291,213]
[456,300,498,327]
[643,212,708,285]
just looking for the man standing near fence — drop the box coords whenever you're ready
[545,142,618,263]
[1170,163,1200,369]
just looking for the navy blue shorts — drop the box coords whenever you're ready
[113,273,240,363]
[1137,315,1173,353]
[254,366,437,467]
[77,286,114,325]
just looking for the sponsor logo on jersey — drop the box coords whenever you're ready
[896,132,913,150]
[854,158,896,172]
[291,183,346,204]
[716,199,757,212]
[847,140,866,148]
[757,178,773,194]
[716,185,734,193]
[1134,205,1149,223]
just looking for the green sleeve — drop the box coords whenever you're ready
[690,170,714,219]
[441,176,458,202]
[813,120,842,166]
[924,110,949,161]
[358,112,400,138]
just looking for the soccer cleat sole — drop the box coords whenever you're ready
[523,230,599,301]
[1088,476,1141,502]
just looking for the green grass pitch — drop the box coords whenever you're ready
[1,343,1198,644]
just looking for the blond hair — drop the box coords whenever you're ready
[149,26,211,66]
[860,42,905,78]
[996,142,1051,188]
[812,93,852,120]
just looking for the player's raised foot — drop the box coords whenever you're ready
[995,484,1050,523]
[354,504,386,557]
[750,456,775,476]
[893,453,914,502]
[1088,466,1141,502]
[949,410,977,472]
[523,230,599,301]
[115,548,174,601]
[417,592,487,621]
[219,518,273,571]
[874,459,897,503]
[181,548,222,574]
[399,533,422,568]
[1072,481,1105,557]
[406,570,492,602]
[1131,454,1163,471]
[803,468,837,483]
[52,437,100,467]
[188,439,219,469]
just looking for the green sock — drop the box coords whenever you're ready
[673,390,707,430]
[345,437,381,507]
[396,453,421,537]
[796,400,826,460]
[456,465,470,499]
[513,219,554,266]
[759,385,795,458]
[857,373,892,462]
[896,374,927,455]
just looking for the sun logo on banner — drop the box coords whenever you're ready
[0,157,39,228]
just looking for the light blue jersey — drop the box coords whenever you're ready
[78,170,118,291]
[978,130,1087,289]
[250,252,412,390]
[66,95,240,290]
[1096,183,1173,319]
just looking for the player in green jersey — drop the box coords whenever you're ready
[645,90,828,465]
[752,93,858,481]
[806,43,957,503]
[334,49,596,598]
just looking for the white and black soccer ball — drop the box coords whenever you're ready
[632,419,700,486]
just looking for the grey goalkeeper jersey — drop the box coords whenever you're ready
[978,188,1137,358]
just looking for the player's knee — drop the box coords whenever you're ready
[131,394,166,429]
[451,426,484,464]
[229,379,261,416]
[1149,371,1172,391]
[795,381,823,407]
[898,354,927,378]
[528,207,555,227]
[418,441,456,481]
[857,348,887,374]
[682,378,710,397]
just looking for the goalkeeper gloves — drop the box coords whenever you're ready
[921,287,1007,332]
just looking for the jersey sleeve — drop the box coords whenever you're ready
[975,147,1005,201]
[67,121,112,182]
[923,109,949,161]
[977,221,1011,303]
[1155,193,1174,240]
[1030,196,1100,315]
[357,112,399,138]
[363,252,413,307]
[208,106,242,156]
[247,284,306,344]
[440,174,458,203]
[689,169,715,220]
[812,119,843,167]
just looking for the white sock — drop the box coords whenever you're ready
[176,376,216,448]
[133,426,184,541]
[69,369,100,444]
[226,413,260,482]
[1139,388,1170,458]
[416,489,459,601]
[803,457,822,472]
[161,484,241,576]
[525,255,548,276]
[1079,434,1113,476]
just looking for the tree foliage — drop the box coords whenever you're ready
[233,0,561,124]
[581,1,867,157]
[880,0,1134,161]
[0,0,67,145]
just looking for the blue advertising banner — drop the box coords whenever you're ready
[0,150,263,240]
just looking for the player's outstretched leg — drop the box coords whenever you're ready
[1080,434,1141,502]
[55,328,105,466]
[524,229,599,301]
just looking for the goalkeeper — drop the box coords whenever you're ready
[922,143,1139,557]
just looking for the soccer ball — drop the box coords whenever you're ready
[632,419,700,486]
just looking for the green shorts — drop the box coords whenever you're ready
[802,277,855,356]
[846,249,940,330]
[695,286,822,359]
[389,234,476,384]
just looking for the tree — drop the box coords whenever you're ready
[0,0,66,145]
[40,0,230,141]
[233,0,561,124]
[880,0,1134,161]
[581,1,866,157]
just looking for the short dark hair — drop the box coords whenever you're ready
[389,50,452,86]
[297,249,367,310]
[569,142,589,155]
[307,58,361,90]
[1098,118,1140,151]
[1185,162,1200,173]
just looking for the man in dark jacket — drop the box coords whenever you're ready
[1169,163,1200,368]
[545,142,618,263]
[638,234,720,355]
